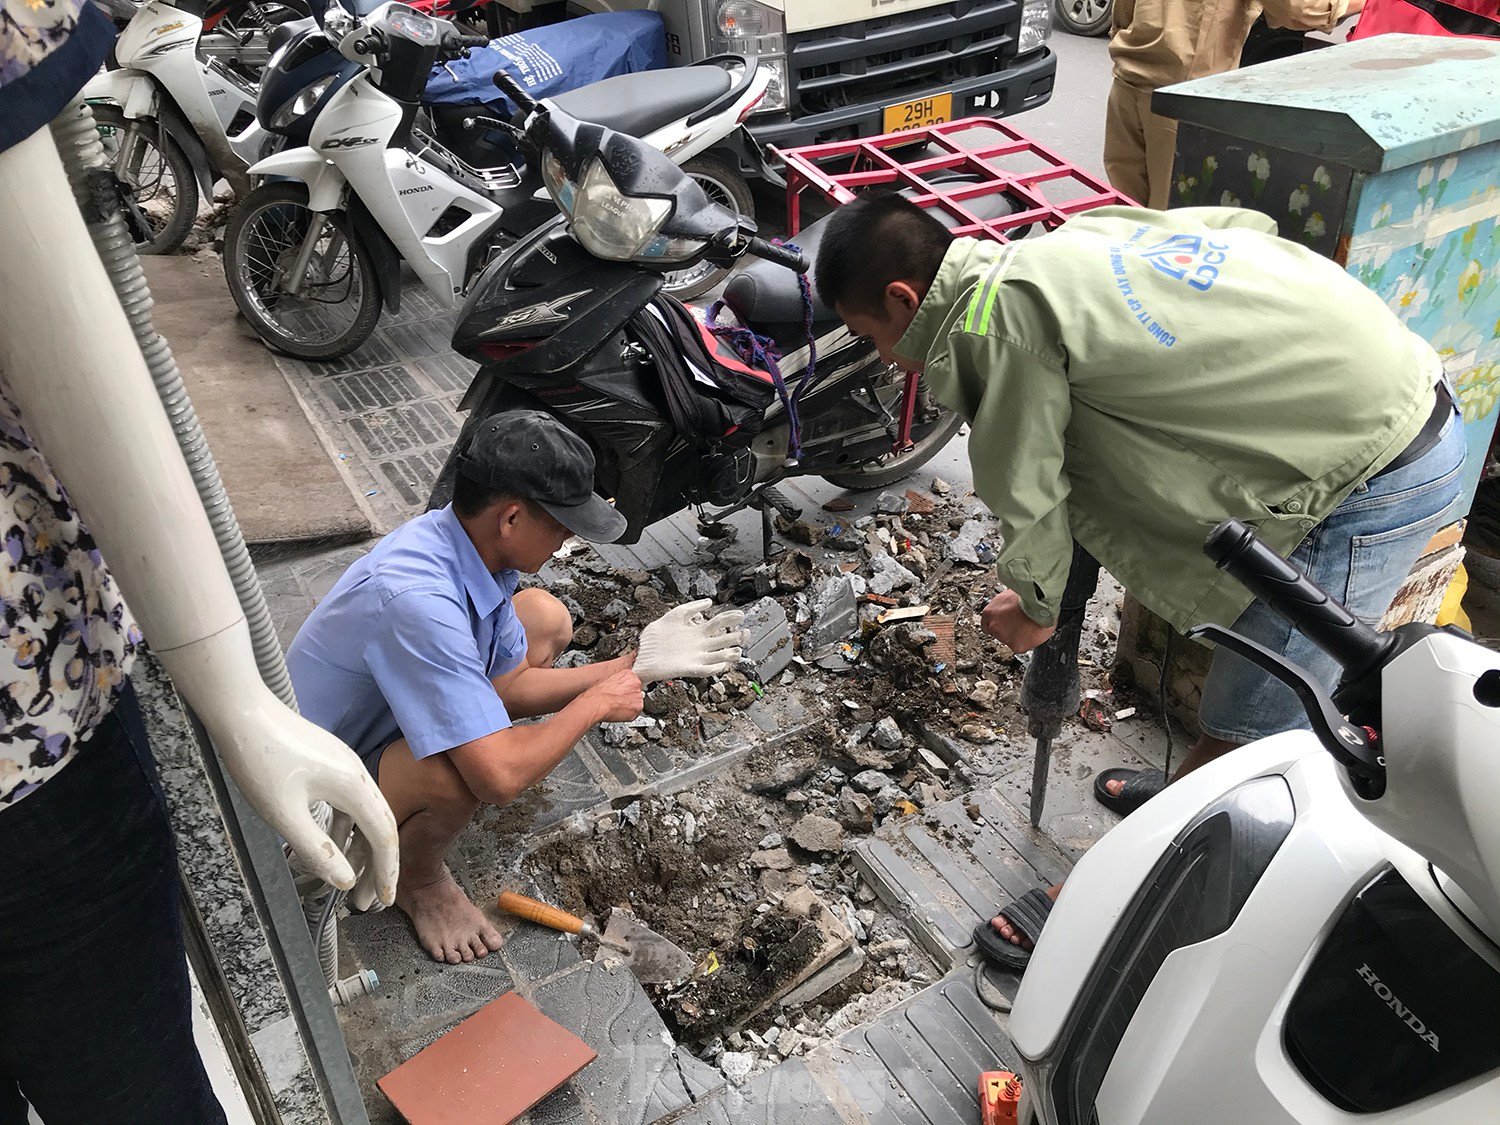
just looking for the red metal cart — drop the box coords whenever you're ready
[774,116,1136,242]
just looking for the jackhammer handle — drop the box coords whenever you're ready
[497,891,585,935]
[1021,542,1101,722]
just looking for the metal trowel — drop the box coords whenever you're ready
[497,892,693,984]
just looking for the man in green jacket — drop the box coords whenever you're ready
[814,193,1464,968]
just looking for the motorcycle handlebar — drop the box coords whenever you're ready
[447,30,488,50]
[1204,518,1394,679]
[745,236,808,273]
[493,71,539,112]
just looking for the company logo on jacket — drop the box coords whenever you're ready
[1138,234,1231,293]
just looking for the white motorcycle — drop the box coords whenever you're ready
[223,1,772,360]
[1010,518,1500,1123]
[83,0,293,252]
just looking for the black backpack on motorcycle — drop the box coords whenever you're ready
[631,295,777,449]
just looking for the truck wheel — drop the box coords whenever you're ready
[661,154,755,302]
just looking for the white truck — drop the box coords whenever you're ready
[492,0,1057,162]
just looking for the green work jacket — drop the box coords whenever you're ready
[897,206,1437,631]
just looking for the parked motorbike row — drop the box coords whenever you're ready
[81,0,974,535]
[84,0,767,296]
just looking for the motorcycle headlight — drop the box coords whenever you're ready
[269,75,336,130]
[568,159,672,261]
[638,233,709,264]
[1019,0,1054,54]
[540,150,577,215]
[1022,775,1295,1125]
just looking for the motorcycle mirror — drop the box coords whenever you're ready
[321,0,354,31]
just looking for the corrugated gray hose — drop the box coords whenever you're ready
[51,102,343,988]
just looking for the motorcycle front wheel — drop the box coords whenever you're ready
[225,182,383,361]
[91,104,198,255]
[820,406,964,491]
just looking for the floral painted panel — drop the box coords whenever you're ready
[1169,124,1353,257]
[1346,135,1500,506]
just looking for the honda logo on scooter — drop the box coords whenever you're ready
[323,136,379,149]
[1357,964,1440,1052]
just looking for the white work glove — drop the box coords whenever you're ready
[633,599,747,684]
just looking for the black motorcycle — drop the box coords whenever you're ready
[430,72,1019,543]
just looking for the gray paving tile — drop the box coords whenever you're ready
[902,823,1004,925]
[380,318,456,359]
[340,906,515,1040]
[526,1081,589,1125]
[501,921,585,985]
[674,1058,846,1125]
[850,839,973,968]
[316,364,427,416]
[833,971,1016,1125]
[290,335,401,378]
[345,399,459,461]
[371,446,452,512]
[412,351,476,396]
[531,962,723,1125]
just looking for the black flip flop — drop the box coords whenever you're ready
[1093,767,1167,816]
[972,887,1054,970]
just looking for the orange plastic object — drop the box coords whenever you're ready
[980,1070,1023,1125]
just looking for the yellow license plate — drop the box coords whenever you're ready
[882,93,952,134]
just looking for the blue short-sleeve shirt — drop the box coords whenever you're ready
[286,505,528,774]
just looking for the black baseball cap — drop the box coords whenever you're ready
[456,411,627,543]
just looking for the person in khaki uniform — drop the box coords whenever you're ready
[1105,0,1364,209]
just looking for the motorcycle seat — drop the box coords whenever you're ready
[724,185,1024,340]
[550,66,733,139]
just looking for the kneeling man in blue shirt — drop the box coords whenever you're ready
[288,412,744,963]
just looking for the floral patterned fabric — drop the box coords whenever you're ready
[0,0,115,154]
[0,378,140,805]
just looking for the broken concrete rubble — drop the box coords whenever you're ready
[804,576,859,651]
[740,597,794,683]
[788,814,844,854]
[869,716,903,751]
[490,479,1133,1089]
[750,847,794,871]
[836,787,875,833]
[866,552,918,595]
[666,564,719,600]
[967,678,1000,710]
[946,518,998,566]
[718,1050,755,1086]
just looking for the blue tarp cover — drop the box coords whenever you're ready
[424,10,666,107]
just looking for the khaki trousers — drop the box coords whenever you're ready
[1103,77,1180,210]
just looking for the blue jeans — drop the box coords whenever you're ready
[1198,405,1466,743]
[0,684,227,1125]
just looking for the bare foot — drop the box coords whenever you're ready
[989,883,1063,951]
[396,868,503,964]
